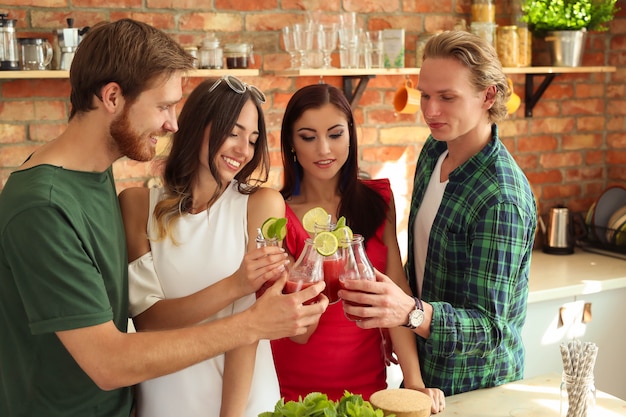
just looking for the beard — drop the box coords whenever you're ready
[109,106,156,162]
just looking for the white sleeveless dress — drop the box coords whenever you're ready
[128,182,280,417]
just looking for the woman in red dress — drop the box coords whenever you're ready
[271,84,443,412]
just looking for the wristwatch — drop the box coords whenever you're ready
[402,296,424,329]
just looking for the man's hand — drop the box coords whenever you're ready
[338,269,415,329]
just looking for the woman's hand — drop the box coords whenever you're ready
[234,246,289,295]
[411,386,446,414]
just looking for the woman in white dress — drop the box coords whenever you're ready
[119,76,286,417]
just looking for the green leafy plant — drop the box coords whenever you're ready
[259,391,395,417]
[521,0,619,33]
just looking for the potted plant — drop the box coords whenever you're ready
[521,0,619,66]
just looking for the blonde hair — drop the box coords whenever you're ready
[424,30,510,123]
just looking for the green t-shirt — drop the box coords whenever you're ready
[0,165,132,417]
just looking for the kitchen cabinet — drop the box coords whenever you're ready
[523,251,626,399]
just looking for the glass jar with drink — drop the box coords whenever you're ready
[339,234,375,321]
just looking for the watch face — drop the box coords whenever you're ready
[409,309,424,328]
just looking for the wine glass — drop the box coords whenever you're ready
[281,26,298,70]
[317,23,338,69]
[291,23,313,69]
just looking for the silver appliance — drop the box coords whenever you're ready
[0,13,19,70]
[53,18,89,70]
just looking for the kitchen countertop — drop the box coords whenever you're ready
[438,372,626,416]
[528,249,626,303]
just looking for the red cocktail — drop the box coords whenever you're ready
[283,279,319,305]
[339,279,369,321]
[323,256,345,304]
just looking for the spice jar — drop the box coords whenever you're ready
[471,0,495,23]
[470,22,496,47]
[224,43,254,69]
[184,46,198,68]
[517,25,532,67]
[496,25,519,67]
[198,33,223,69]
[416,32,440,67]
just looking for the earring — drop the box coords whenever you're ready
[291,147,296,162]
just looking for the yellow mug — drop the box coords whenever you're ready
[393,79,421,114]
[506,78,521,115]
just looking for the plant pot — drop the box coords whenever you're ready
[544,29,587,67]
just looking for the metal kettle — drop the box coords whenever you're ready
[52,18,89,70]
[541,206,576,255]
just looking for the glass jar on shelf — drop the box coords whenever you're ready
[416,31,441,67]
[470,22,496,47]
[517,25,532,67]
[496,25,519,67]
[224,43,254,69]
[471,0,495,23]
[198,33,223,69]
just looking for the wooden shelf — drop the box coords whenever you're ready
[1,65,616,117]
[272,65,617,116]
[272,65,616,77]
[0,68,260,80]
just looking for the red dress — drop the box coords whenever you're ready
[271,179,391,402]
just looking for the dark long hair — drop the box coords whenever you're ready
[280,84,387,241]
[153,77,269,240]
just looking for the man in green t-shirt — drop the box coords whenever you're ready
[0,19,327,417]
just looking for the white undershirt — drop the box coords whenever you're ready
[413,150,449,297]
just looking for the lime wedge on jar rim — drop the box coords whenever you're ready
[302,207,329,233]
[313,231,338,256]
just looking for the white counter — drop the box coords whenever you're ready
[528,249,626,303]
[439,373,626,416]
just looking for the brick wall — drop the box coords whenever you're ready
[1,0,625,255]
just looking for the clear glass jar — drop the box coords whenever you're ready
[198,33,223,69]
[471,0,495,23]
[224,43,254,69]
[416,32,439,67]
[496,25,519,67]
[339,234,375,321]
[183,46,198,68]
[560,372,596,417]
[470,22,496,47]
[517,25,532,67]
[285,238,323,305]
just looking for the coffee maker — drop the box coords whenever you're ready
[0,13,19,70]
[53,18,89,70]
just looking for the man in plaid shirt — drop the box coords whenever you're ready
[340,30,537,403]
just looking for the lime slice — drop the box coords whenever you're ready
[302,207,329,233]
[313,231,339,256]
[333,226,353,248]
[273,217,288,240]
[261,217,277,239]
[336,216,347,229]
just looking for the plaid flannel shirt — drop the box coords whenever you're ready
[405,124,537,396]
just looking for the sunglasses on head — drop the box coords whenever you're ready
[208,75,266,104]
